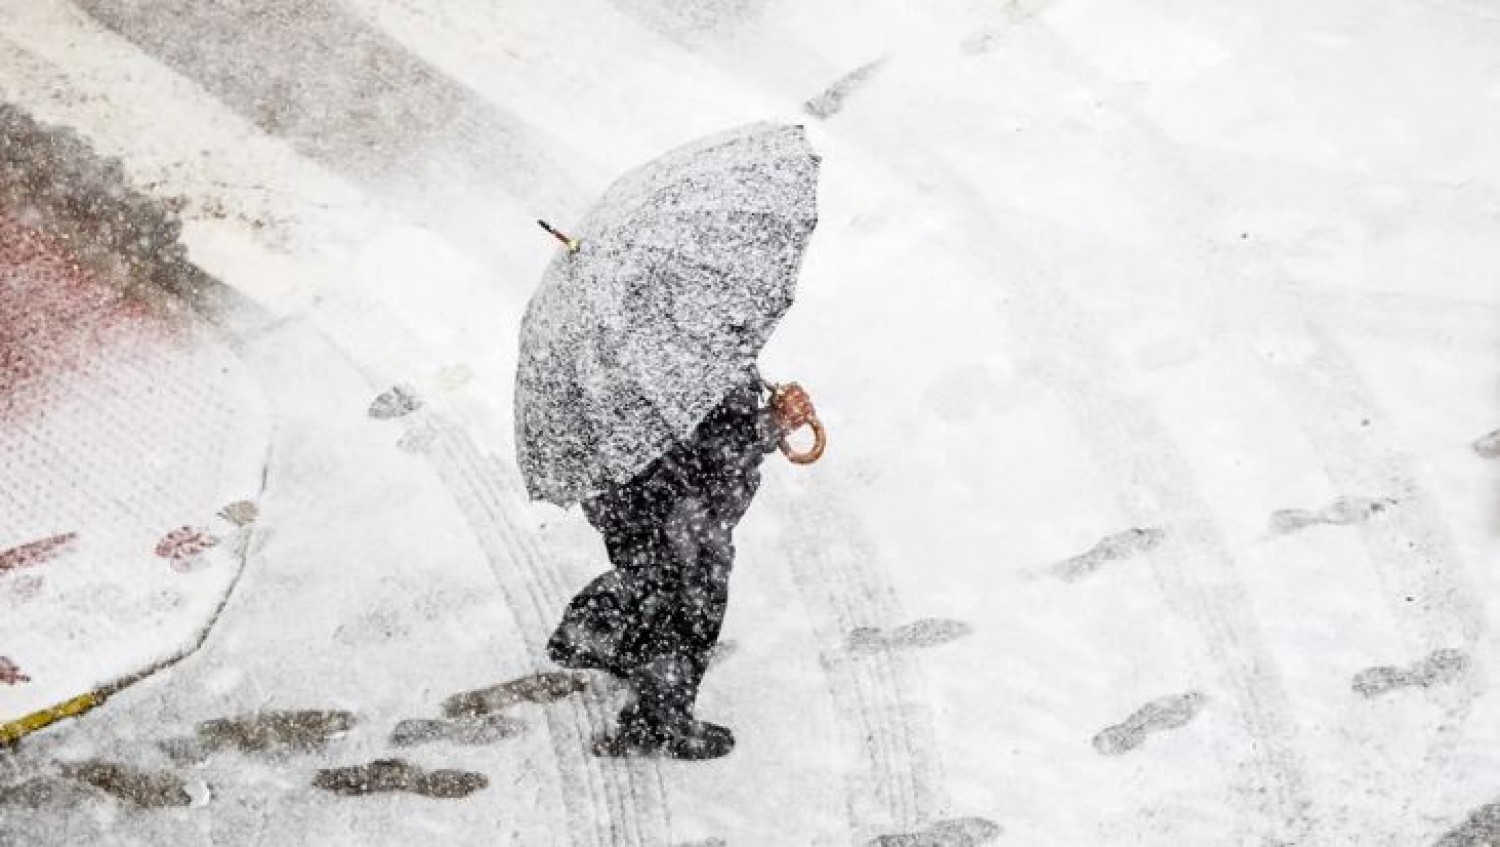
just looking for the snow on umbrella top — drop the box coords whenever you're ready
[516,122,820,506]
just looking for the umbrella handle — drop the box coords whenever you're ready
[779,415,827,465]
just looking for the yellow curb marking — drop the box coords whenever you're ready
[0,692,103,745]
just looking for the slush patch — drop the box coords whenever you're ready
[312,758,488,798]
[1093,691,1206,755]
[1352,648,1470,698]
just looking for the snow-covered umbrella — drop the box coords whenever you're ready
[516,122,821,506]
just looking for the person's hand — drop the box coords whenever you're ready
[769,382,827,465]
[770,383,816,434]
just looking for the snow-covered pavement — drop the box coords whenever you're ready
[3,0,1500,844]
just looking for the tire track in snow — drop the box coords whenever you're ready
[1013,25,1489,830]
[927,17,1487,836]
[1025,15,1487,662]
[1256,325,1485,829]
[425,422,671,847]
[767,478,948,840]
[1260,328,1485,651]
[933,173,1314,843]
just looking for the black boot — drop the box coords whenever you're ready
[547,575,636,678]
[592,655,734,760]
[591,706,735,760]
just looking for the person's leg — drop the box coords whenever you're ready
[547,571,638,678]
[583,376,770,757]
[547,488,675,678]
[630,550,728,704]
[595,492,743,758]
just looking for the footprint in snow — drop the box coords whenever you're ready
[154,526,219,572]
[0,777,97,810]
[313,758,487,799]
[389,714,525,748]
[397,422,439,454]
[161,709,356,764]
[368,384,422,419]
[0,656,29,685]
[868,817,1003,847]
[1049,526,1165,582]
[847,618,973,653]
[442,671,590,718]
[803,58,886,119]
[1093,691,1207,755]
[216,500,259,527]
[59,760,191,809]
[1269,495,1394,534]
[1472,429,1500,459]
[0,532,77,573]
[2,573,43,601]
[1352,648,1470,698]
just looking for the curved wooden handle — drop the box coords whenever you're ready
[779,415,827,465]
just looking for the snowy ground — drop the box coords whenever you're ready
[2,0,1500,844]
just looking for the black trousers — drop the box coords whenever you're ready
[548,380,772,720]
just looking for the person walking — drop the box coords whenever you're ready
[547,374,817,758]
[515,122,826,759]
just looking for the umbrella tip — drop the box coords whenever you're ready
[537,219,582,254]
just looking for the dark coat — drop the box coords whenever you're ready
[548,376,776,716]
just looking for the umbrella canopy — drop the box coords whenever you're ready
[516,122,820,506]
